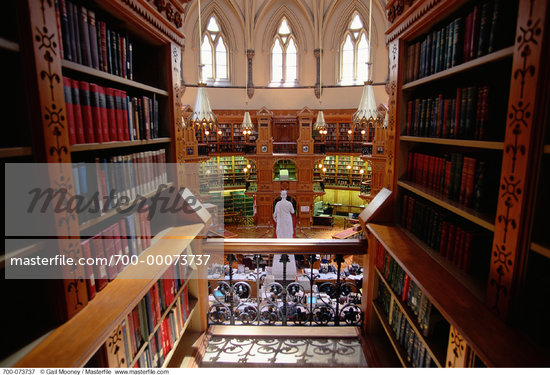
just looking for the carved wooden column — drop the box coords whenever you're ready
[20,0,88,320]
[487,0,549,318]
[246,49,255,99]
[385,40,399,193]
[256,107,273,155]
[445,326,470,368]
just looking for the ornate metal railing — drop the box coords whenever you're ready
[204,239,367,327]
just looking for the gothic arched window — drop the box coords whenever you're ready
[271,18,297,83]
[340,13,369,84]
[200,16,228,81]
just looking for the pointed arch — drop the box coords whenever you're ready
[259,4,309,53]
[269,17,299,83]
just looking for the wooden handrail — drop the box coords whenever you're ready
[204,238,368,255]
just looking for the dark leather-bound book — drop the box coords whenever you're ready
[69,78,86,144]
[79,81,95,143]
[89,83,104,143]
[78,5,92,66]
[87,9,100,69]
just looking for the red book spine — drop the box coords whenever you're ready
[444,160,452,196]
[81,239,96,300]
[79,81,95,143]
[89,83,104,143]
[142,96,151,140]
[119,218,130,257]
[463,12,474,63]
[454,87,462,138]
[105,88,118,141]
[160,319,170,357]
[459,158,469,205]
[101,226,119,280]
[97,86,110,142]
[446,224,457,260]
[90,235,109,291]
[429,156,436,191]
[152,283,162,326]
[453,228,464,265]
[70,78,86,144]
[163,268,175,307]
[402,274,410,302]
[63,77,77,145]
[422,154,429,187]
[115,90,125,141]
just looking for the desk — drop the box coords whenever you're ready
[313,215,333,226]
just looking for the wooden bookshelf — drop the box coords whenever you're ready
[79,182,173,231]
[375,268,446,367]
[161,301,198,368]
[399,136,504,150]
[402,47,514,90]
[61,60,169,96]
[397,180,495,231]
[15,224,203,368]
[70,138,171,152]
[367,222,544,367]
[0,147,32,158]
[397,225,485,301]
[0,37,19,52]
[371,301,411,367]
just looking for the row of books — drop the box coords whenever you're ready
[96,281,190,367]
[375,242,435,336]
[80,211,152,300]
[406,151,488,209]
[405,86,490,140]
[55,0,134,79]
[404,0,511,82]
[377,284,435,367]
[63,77,160,145]
[401,193,490,274]
[72,150,168,222]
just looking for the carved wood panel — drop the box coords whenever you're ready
[446,325,469,367]
[26,0,88,320]
[385,40,399,192]
[487,0,548,318]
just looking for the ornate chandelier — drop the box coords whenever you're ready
[189,0,218,135]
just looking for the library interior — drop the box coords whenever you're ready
[1,0,549,369]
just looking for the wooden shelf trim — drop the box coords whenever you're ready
[397,180,495,231]
[367,223,546,367]
[212,238,368,255]
[15,224,204,368]
[402,47,514,90]
[0,147,32,158]
[61,60,169,96]
[0,37,19,52]
[399,136,504,150]
[530,242,550,259]
[70,138,171,152]
[375,268,445,367]
[371,301,412,368]
[79,182,174,231]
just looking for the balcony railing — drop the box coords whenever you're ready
[273,142,298,154]
[204,238,367,327]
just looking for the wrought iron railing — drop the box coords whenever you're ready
[205,239,367,327]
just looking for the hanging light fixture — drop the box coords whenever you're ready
[189,0,218,134]
[352,0,383,131]
[241,20,254,139]
[313,20,327,137]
